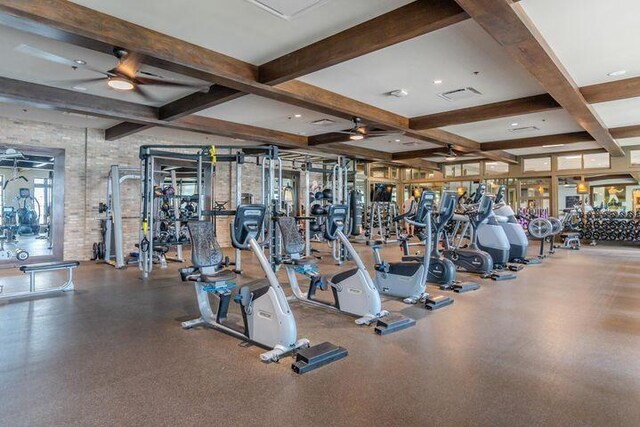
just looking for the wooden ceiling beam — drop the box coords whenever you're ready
[610,125,640,140]
[259,0,468,84]
[410,94,560,129]
[105,85,243,139]
[581,77,640,104]
[454,0,623,156]
[480,132,593,151]
[392,148,450,160]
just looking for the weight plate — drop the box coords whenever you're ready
[528,218,552,239]
[548,217,563,235]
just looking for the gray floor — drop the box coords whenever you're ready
[0,242,639,426]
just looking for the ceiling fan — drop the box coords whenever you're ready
[15,44,208,101]
[335,117,401,140]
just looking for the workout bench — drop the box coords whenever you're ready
[0,261,79,301]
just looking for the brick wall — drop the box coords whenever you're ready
[0,117,325,260]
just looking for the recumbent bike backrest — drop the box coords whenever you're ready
[231,204,266,250]
[323,205,348,241]
[187,222,224,268]
[277,216,305,255]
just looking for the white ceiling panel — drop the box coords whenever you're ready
[341,134,439,153]
[299,20,544,117]
[619,137,640,147]
[520,0,640,86]
[70,0,413,64]
[140,127,261,146]
[448,110,582,143]
[0,102,118,129]
[196,95,351,135]
[504,141,601,157]
[0,25,207,107]
[591,98,640,129]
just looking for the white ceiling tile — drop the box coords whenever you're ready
[591,98,640,129]
[520,0,640,86]
[69,0,414,64]
[0,102,118,129]
[196,95,352,135]
[299,20,544,117]
[341,134,439,153]
[447,110,582,143]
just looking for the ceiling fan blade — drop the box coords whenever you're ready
[15,44,79,67]
[133,84,158,103]
[334,131,357,135]
[46,77,107,86]
[138,70,167,79]
[136,76,208,90]
[115,51,143,80]
[15,44,109,76]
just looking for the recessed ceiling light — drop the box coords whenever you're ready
[74,59,86,65]
[542,144,565,148]
[394,139,401,142]
[107,77,134,91]
[349,134,364,141]
[433,80,443,85]
[294,114,302,118]
[72,86,87,91]
[607,70,627,77]
[511,122,519,126]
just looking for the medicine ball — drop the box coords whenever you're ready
[311,204,326,216]
[315,191,324,201]
[322,188,333,202]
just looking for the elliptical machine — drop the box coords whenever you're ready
[470,185,515,276]
[180,204,347,373]
[493,185,539,264]
[277,205,415,335]
[372,191,453,310]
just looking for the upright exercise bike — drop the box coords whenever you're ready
[180,204,347,372]
[277,205,415,335]
[372,191,453,310]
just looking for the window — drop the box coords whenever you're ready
[444,164,462,178]
[631,150,640,166]
[485,161,509,176]
[557,153,610,170]
[523,157,551,172]
[462,162,480,176]
[583,152,610,169]
[557,154,582,170]
[370,165,388,179]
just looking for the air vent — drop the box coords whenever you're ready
[438,87,482,102]
[510,126,540,134]
[246,0,330,20]
[311,118,336,126]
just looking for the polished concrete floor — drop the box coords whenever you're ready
[1,242,639,426]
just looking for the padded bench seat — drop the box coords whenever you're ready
[20,261,80,272]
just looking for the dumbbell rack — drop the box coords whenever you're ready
[580,210,640,243]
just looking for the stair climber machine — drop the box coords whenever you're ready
[443,194,503,280]
[467,185,518,280]
[180,204,347,374]
[371,191,454,310]
[277,205,415,335]
[493,185,540,265]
